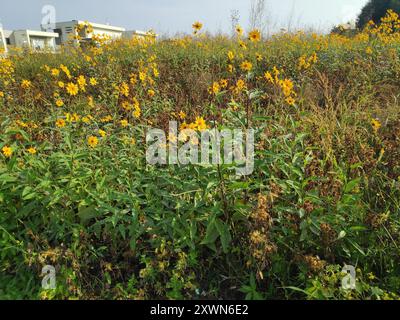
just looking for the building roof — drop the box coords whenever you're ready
[14,30,59,37]
[3,30,13,38]
[54,20,126,32]
[124,30,158,38]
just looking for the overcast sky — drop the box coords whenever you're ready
[0,0,368,35]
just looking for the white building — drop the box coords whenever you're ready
[123,30,157,39]
[43,20,125,45]
[3,30,13,44]
[0,27,7,54]
[8,30,59,52]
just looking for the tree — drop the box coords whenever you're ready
[356,0,400,29]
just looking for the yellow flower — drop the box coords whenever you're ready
[66,82,79,96]
[60,64,72,79]
[2,146,13,158]
[227,51,235,61]
[129,74,137,86]
[248,29,261,42]
[240,61,253,72]
[101,115,113,123]
[264,71,274,84]
[366,46,373,55]
[286,97,296,106]
[58,81,65,88]
[147,89,156,97]
[195,117,207,131]
[239,40,247,50]
[256,53,263,61]
[133,105,141,118]
[152,67,160,78]
[77,75,87,91]
[371,118,382,133]
[120,119,129,127]
[209,81,220,95]
[89,77,98,86]
[51,68,60,77]
[27,147,37,155]
[235,79,246,92]
[219,79,228,88]
[98,129,106,138]
[192,21,203,33]
[119,82,130,97]
[56,99,64,107]
[56,118,66,128]
[21,80,32,90]
[87,136,99,148]
[235,25,243,36]
[179,111,187,120]
[138,72,147,83]
[0,91,4,98]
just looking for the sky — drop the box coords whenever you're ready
[0,0,369,36]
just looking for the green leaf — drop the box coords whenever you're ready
[78,205,99,225]
[201,218,219,247]
[344,178,360,193]
[215,219,232,253]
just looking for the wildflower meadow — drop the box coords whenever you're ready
[1,10,400,300]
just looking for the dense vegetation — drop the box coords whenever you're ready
[0,11,400,300]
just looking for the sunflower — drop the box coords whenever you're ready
[27,147,37,155]
[56,99,64,107]
[87,136,99,148]
[219,79,228,88]
[264,71,274,84]
[285,97,296,106]
[235,79,247,92]
[371,118,382,133]
[179,111,187,120]
[21,80,32,90]
[195,117,207,131]
[98,129,106,138]
[248,29,261,42]
[89,78,98,86]
[133,105,141,119]
[51,69,60,77]
[56,119,66,128]
[235,25,244,36]
[66,82,79,96]
[77,75,87,91]
[120,119,129,127]
[2,146,13,158]
[240,61,253,72]
[192,21,203,32]
[209,82,220,95]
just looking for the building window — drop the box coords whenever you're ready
[54,28,62,45]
